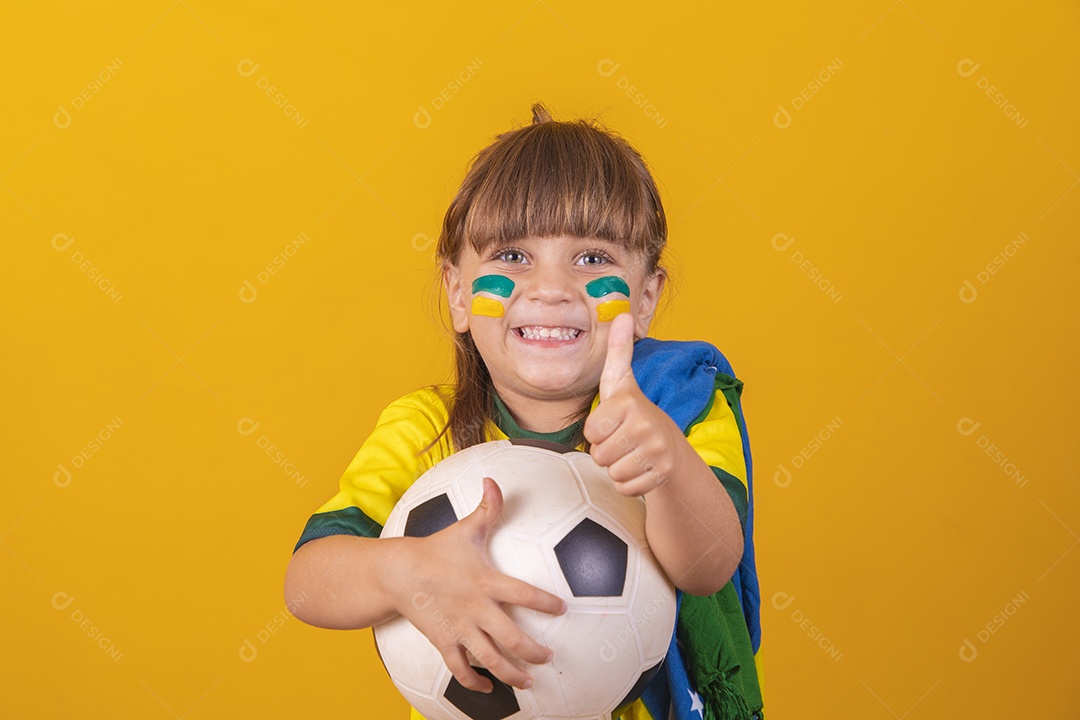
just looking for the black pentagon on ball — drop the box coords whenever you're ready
[554,517,628,597]
[444,666,520,720]
[403,493,458,538]
[614,659,665,715]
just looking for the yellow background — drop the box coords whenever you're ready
[4,1,1078,718]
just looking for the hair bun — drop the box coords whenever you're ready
[531,102,553,124]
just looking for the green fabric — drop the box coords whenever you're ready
[491,392,584,448]
[679,583,763,720]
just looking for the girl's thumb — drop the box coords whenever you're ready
[467,476,503,538]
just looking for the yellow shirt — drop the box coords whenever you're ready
[294,384,752,720]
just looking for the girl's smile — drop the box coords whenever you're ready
[514,325,582,341]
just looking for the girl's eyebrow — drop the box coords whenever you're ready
[480,240,519,256]
[474,237,516,252]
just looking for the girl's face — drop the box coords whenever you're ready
[444,235,665,408]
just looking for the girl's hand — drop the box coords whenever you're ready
[584,312,686,496]
[386,477,567,693]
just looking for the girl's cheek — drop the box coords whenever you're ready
[586,276,631,322]
[471,274,515,318]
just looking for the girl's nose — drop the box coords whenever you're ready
[524,264,576,303]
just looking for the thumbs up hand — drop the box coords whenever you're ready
[584,313,685,497]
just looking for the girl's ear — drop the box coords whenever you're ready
[633,268,666,339]
[443,265,471,333]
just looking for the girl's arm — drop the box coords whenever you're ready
[583,315,743,596]
[637,439,743,595]
[586,398,743,595]
[284,477,566,691]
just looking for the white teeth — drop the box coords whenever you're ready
[519,326,580,341]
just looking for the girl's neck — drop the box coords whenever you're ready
[493,385,593,434]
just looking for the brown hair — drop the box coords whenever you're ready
[433,102,668,450]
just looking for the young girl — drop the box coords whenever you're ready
[285,103,763,720]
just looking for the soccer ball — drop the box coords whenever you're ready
[373,438,677,720]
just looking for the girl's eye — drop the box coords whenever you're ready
[578,250,613,267]
[496,249,527,264]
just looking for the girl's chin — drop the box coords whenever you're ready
[506,375,597,400]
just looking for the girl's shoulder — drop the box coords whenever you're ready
[633,337,736,433]
[379,384,454,423]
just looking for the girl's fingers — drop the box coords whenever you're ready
[441,645,493,693]
[604,446,669,494]
[460,631,533,690]
[481,606,555,666]
[493,574,567,618]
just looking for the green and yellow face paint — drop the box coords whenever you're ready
[586,276,631,322]
[470,274,515,318]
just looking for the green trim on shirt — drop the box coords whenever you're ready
[712,466,748,531]
[715,372,746,439]
[492,392,585,448]
[686,386,717,433]
[293,506,383,553]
